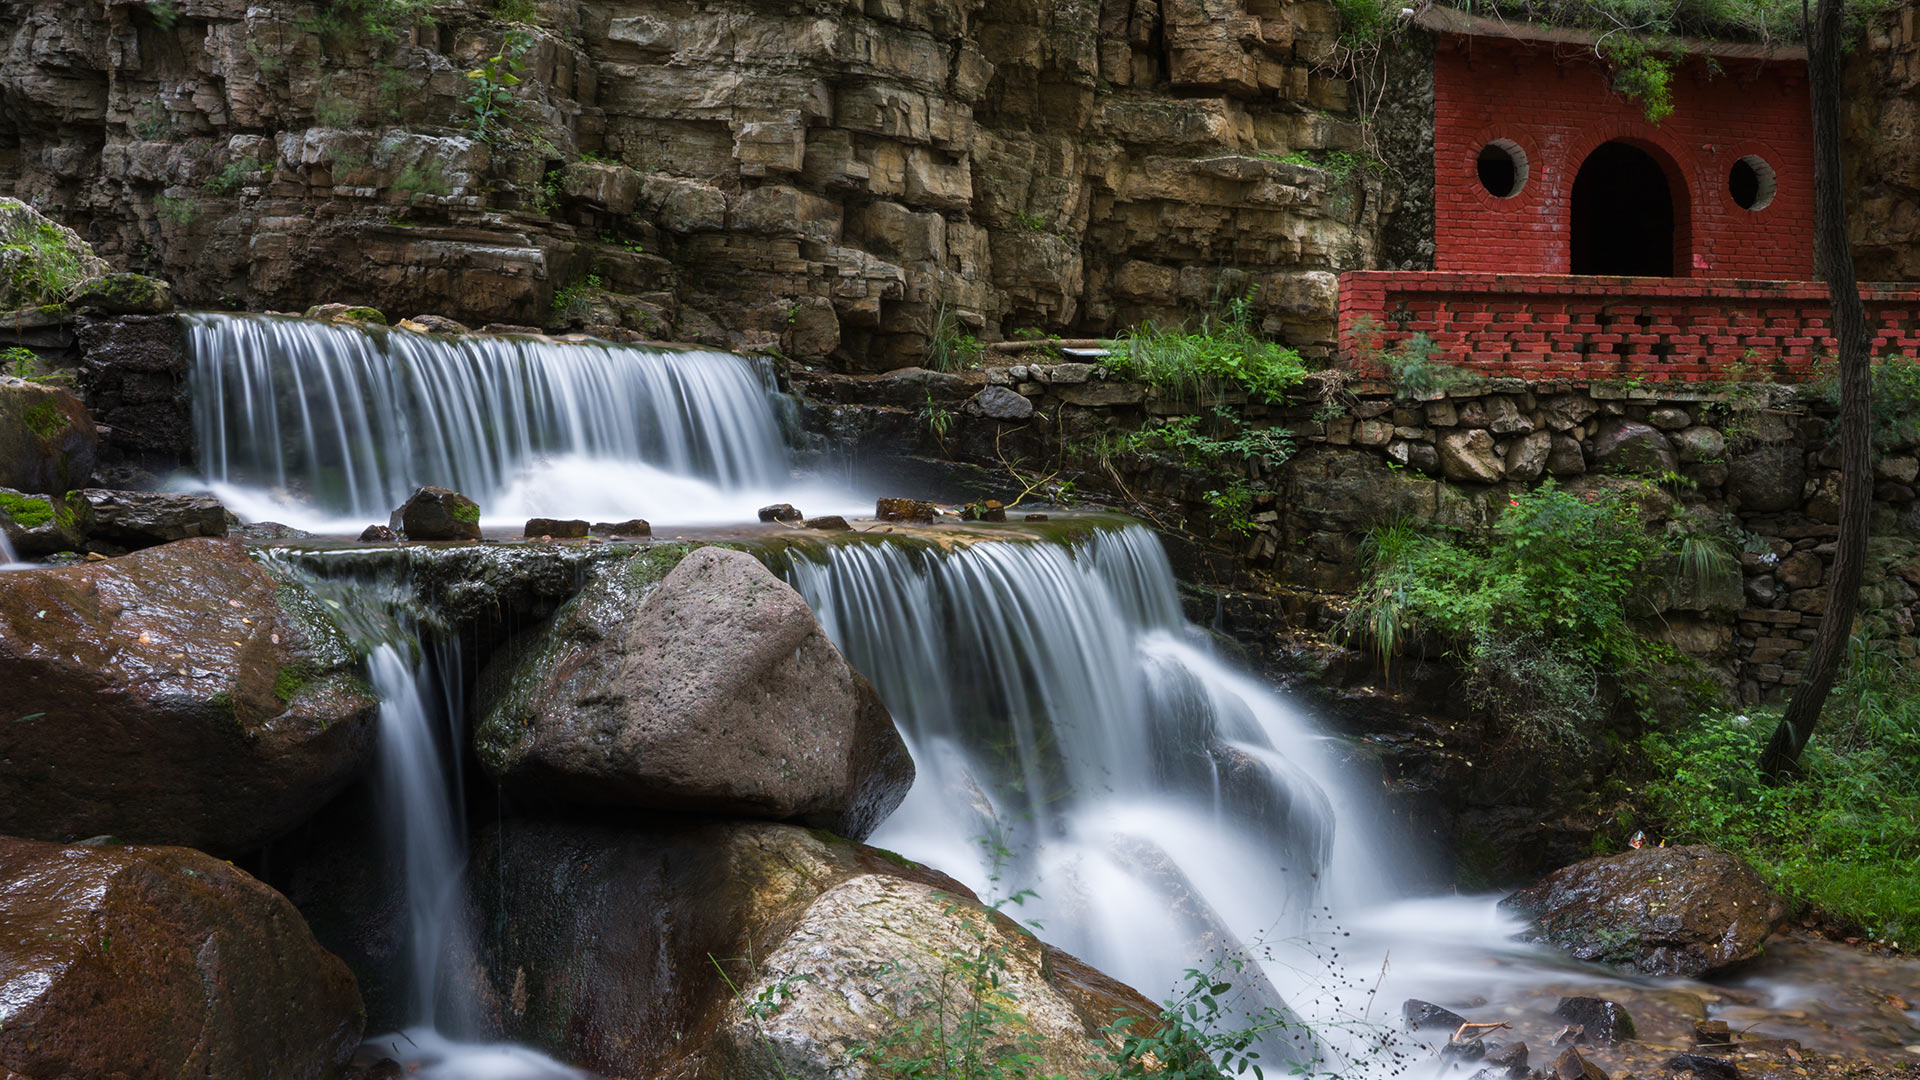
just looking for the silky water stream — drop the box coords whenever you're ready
[198,317,1916,1077]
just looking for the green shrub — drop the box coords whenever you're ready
[2,219,99,306]
[1641,632,1920,946]
[1815,353,1920,451]
[926,302,984,373]
[463,33,528,146]
[1090,411,1292,536]
[550,273,602,319]
[1110,291,1307,404]
[203,156,261,195]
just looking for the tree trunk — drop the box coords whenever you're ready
[1760,0,1874,779]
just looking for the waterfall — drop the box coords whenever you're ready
[780,525,1386,1020]
[182,313,856,529]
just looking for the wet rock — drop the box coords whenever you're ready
[1500,845,1787,976]
[1404,998,1468,1031]
[876,496,940,523]
[1554,997,1635,1044]
[306,303,387,324]
[389,485,481,541]
[0,538,379,853]
[359,524,398,542]
[0,486,85,556]
[1591,418,1677,476]
[1551,1046,1608,1080]
[963,384,1035,420]
[466,819,1156,1080]
[1485,1041,1529,1078]
[1438,429,1504,484]
[1726,444,1808,512]
[77,487,228,548]
[1668,1054,1740,1080]
[757,502,804,522]
[805,515,852,530]
[1547,433,1588,476]
[523,517,589,538]
[590,518,651,536]
[1503,429,1554,482]
[1443,1036,1486,1061]
[234,520,312,541]
[0,376,97,495]
[402,314,471,335]
[477,546,913,840]
[1025,512,1050,521]
[961,498,1007,521]
[0,836,362,1080]
[71,272,173,315]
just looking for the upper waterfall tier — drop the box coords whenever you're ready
[183,314,828,529]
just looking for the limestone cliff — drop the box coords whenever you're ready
[0,0,1379,367]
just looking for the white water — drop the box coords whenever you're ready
[182,314,865,530]
[784,526,1413,1065]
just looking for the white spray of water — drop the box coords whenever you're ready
[182,314,865,529]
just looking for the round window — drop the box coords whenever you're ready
[1729,155,1777,211]
[1476,139,1528,199]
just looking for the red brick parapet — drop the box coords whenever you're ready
[1337,270,1920,383]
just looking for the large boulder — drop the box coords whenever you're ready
[0,836,363,1079]
[389,485,481,540]
[0,486,85,556]
[463,819,1157,1080]
[77,487,229,548]
[0,376,97,494]
[477,545,912,840]
[1590,419,1677,476]
[0,196,111,308]
[0,538,380,853]
[1726,444,1808,513]
[1499,845,1788,976]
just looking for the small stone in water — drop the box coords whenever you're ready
[1554,997,1635,1044]
[758,504,803,523]
[875,497,939,524]
[960,500,1006,522]
[1667,1054,1739,1080]
[590,519,651,537]
[358,524,398,542]
[805,516,851,531]
[524,518,588,539]
[1024,513,1049,522]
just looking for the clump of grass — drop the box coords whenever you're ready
[1109,289,1307,404]
[926,302,984,373]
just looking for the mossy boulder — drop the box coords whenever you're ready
[0,537,380,854]
[0,197,110,309]
[476,546,913,840]
[71,271,174,315]
[0,486,86,556]
[0,836,363,1079]
[465,819,1156,1080]
[0,375,97,494]
[388,485,482,540]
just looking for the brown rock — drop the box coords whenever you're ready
[961,499,1008,521]
[389,485,481,541]
[77,488,229,548]
[1547,433,1588,476]
[805,515,852,530]
[1500,845,1788,976]
[1590,418,1677,476]
[0,376,97,495]
[0,836,363,1080]
[1776,550,1823,589]
[876,496,940,523]
[358,524,398,542]
[477,546,913,840]
[1551,1046,1608,1080]
[1438,429,1504,484]
[757,503,804,522]
[523,517,589,538]
[0,538,379,853]
[589,518,652,536]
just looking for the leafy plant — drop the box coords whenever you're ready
[203,156,262,195]
[550,273,602,319]
[1093,411,1293,536]
[926,302,985,373]
[1110,290,1307,404]
[1815,353,1920,451]
[155,193,200,225]
[1,221,98,306]
[463,33,528,146]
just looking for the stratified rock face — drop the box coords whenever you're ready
[0,537,380,853]
[0,0,1372,364]
[0,836,364,1080]
[478,546,912,840]
[464,820,1155,1080]
[389,485,482,540]
[1499,845,1789,976]
[0,376,97,494]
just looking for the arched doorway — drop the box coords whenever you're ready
[1570,141,1677,276]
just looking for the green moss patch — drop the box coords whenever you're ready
[0,490,54,528]
[451,501,481,524]
[22,400,66,440]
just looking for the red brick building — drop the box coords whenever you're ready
[1340,6,1920,382]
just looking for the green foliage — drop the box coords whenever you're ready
[203,156,261,195]
[1641,632,1920,946]
[147,0,179,28]
[1271,149,1375,182]
[1110,291,1307,404]
[1344,482,1673,739]
[321,0,437,42]
[3,222,96,306]
[155,194,200,225]
[1011,209,1052,233]
[1599,34,1676,125]
[1364,328,1486,402]
[550,273,602,319]
[927,303,984,373]
[1092,411,1293,535]
[463,34,528,146]
[1816,353,1920,451]
[393,160,451,199]
[313,90,362,128]
[133,101,174,140]
[3,346,38,377]
[492,0,541,23]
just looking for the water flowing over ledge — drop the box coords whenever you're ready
[183,314,859,529]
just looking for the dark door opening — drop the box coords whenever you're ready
[1570,141,1676,276]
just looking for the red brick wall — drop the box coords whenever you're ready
[1338,271,1920,382]
[1433,37,1814,280]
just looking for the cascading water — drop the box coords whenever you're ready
[182,313,862,529]
[781,525,1400,1058]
